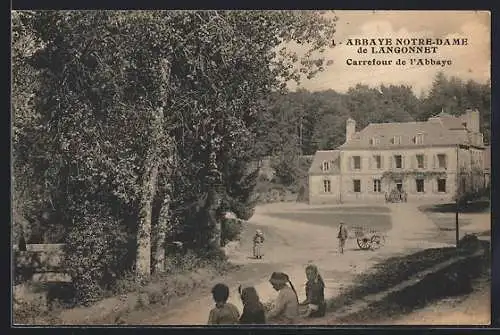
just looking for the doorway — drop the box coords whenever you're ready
[395,180,403,192]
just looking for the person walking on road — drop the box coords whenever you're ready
[337,222,348,254]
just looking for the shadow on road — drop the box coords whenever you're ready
[324,242,489,321]
[419,200,490,214]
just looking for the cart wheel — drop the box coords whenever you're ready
[357,237,371,250]
[370,235,384,249]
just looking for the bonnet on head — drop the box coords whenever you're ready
[269,271,288,284]
[269,272,299,301]
[306,264,325,286]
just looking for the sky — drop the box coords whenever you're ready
[290,10,491,95]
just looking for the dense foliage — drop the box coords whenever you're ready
[257,77,491,159]
[12,10,337,304]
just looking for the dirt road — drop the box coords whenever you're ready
[137,201,455,325]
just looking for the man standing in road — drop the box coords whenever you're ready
[337,222,348,254]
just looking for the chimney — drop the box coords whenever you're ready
[346,117,356,142]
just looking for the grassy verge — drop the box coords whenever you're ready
[335,245,490,323]
[327,246,481,312]
[13,250,237,325]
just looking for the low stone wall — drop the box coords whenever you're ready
[15,244,69,284]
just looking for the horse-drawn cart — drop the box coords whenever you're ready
[352,226,385,250]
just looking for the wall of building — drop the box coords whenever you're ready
[338,146,467,202]
[308,174,341,204]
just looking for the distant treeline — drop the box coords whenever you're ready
[256,72,491,157]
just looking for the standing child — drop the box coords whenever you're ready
[253,229,265,259]
[337,222,348,254]
[299,264,326,318]
[207,283,240,325]
[238,285,266,324]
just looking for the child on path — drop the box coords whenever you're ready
[299,264,326,318]
[337,222,348,254]
[238,285,266,324]
[207,283,240,325]
[266,272,299,324]
[253,229,265,259]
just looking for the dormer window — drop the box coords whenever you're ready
[412,133,424,145]
[391,136,402,145]
[322,161,330,172]
[369,137,380,146]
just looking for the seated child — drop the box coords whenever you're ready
[207,283,240,325]
[266,272,299,324]
[238,285,266,324]
[300,264,326,318]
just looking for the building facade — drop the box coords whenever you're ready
[308,109,486,204]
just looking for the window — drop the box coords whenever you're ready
[374,155,382,169]
[437,154,447,169]
[373,179,382,193]
[394,155,403,169]
[437,178,447,192]
[413,134,424,144]
[353,179,361,193]
[369,137,380,146]
[322,161,330,172]
[323,179,331,193]
[353,156,361,170]
[391,135,402,145]
[416,179,425,193]
[416,154,424,169]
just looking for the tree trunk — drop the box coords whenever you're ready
[136,58,171,281]
[136,159,159,282]
[152,183,171,273]
[206,188,222,248]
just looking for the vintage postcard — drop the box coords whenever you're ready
[12,10,491,326]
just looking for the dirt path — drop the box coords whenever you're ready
[134,202,453,325]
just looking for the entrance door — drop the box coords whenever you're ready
[395,180,403,192]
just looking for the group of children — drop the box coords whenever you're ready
[208,264,326,325]
[207,224,347,324]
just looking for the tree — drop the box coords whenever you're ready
[28,11,177,289]
[16,10,338,298]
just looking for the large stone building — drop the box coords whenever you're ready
[308,109,487,204]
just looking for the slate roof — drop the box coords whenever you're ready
[308,150,341,175]
[339,112,481,150]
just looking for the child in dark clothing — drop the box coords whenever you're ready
[300,264,326,318]
[238,285,266,324]
[208,283,240,325]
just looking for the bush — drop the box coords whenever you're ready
[13,298,61,325]
[221,218,242,246]
[64,207,129,306]
[458,233,482,252]
[232,202,255,221]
